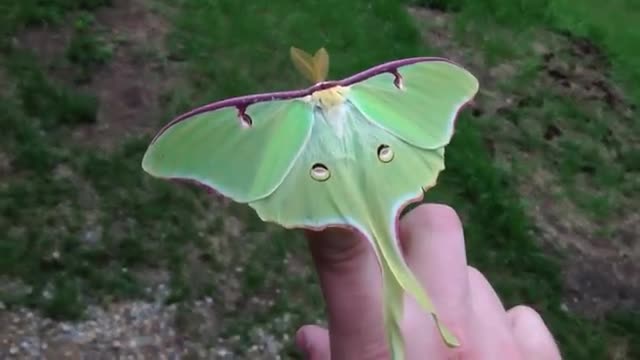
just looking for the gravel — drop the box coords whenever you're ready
[0,284,289,359]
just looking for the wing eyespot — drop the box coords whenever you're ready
[310,163,331,181]
[239,113,253,128]
[237,107,253,128]
[377,144,394,163]
[390,69,404,90]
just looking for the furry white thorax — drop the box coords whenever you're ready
[301,86,385,162]
[305,85,351,139]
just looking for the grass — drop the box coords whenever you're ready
[0,0,638,358]
[66,11,114,82]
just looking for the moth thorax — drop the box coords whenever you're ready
[311,86,348,109]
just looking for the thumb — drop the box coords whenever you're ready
[296,324,331,360]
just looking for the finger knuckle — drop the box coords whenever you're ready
[466,266,487,283]
[509,305,561,359]
[406,204,462,232]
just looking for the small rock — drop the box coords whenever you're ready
[216,348,230,357]
[532,41,549,55]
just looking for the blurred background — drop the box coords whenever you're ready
[0,0,638,358]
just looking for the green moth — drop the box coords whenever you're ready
[142,47,479,359]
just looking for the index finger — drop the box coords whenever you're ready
[399,204,472,337]
[305,227,388,359]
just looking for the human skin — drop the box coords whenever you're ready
[296,204,563,360]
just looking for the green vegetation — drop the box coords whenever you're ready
[66,11,114,82]
[0,0,637,358]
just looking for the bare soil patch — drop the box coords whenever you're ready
[15,0,181,150]
[408,6,639,315]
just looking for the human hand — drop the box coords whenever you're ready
[296,204,562,360]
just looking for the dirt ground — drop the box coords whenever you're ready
[15,0,179,151]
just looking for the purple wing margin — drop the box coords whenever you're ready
[150,57,460,143]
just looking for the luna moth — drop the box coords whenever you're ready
[142,47,479,359]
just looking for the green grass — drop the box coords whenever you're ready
[65,11,114,82]
[0,0,112,47]
[0,0,638,358]
[413,0,639,221]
